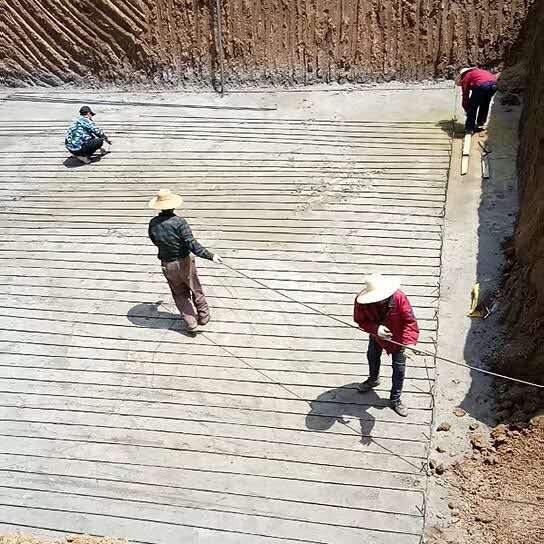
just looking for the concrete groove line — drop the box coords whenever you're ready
[0,237,445,250]
[0,482,423,540]
[0,374,433,408]
[0,125,450,138]
[0,433,427,478]
[0,509,415,544]
[0,475,423,531]
[0,389,430,429]
[0,325,439,350]
[0,389,431,427]
[0,267,442,284]
[0,156,449,164]
[0,348,437,374]
[0,119,450,130]
[0,228,444,239]
[0,363,433,396]
[0,403,428,437]
[0,220,445,231]
[0,132,452,144]
[0,502,326,544]
[0,319,438,344]
[0,163,450,171]
[0,248,443,262]
[0,288,440,309]
[0,483,423,538]
[0,391,431,430]
[0,417,427,452]
[0,295,439,319]
[68,137,449,151]
[0,244,442,259]
[5,194,447,203]
[0,304,440,329]
[0,299,438,319]
[8,191,448,199]
[0,175,449,182]
[0,380,432,415]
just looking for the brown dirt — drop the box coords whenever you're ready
[491,0,544,384]
[427,426,544,544]
[0,536,127,544]
[0,0,532,87]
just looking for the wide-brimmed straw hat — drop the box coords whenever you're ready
[356,274,401,305]
[148,189,183,210]
[457,67,477,85]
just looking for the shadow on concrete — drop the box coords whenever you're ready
[458,99,521,426]
[127,301,200,338]
[63,154,104,168]
[305,385,385,446]
[436,95,521,426]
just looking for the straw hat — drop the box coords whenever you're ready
[457,67,477,84]
[148,189,183,210]
[356,274,401,305]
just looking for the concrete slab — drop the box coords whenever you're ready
[0,85,455,543]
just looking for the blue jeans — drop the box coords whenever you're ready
[465,83,497,132]
[367,337,406,402]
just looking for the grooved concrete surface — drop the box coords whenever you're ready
[0,86,454,543]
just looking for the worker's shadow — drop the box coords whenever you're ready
[63,155,104,168]
[127,301,200,338]
[305,385,386,446]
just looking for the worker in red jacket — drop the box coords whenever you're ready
[353,274,419,417]
[458,67,498,134]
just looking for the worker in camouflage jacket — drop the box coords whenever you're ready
[65,106,111,164]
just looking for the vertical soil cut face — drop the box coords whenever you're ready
[497,0,544,383]
[0,0,532,87]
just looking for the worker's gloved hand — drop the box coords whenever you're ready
[377,325,393,340]
[213,254,223,264]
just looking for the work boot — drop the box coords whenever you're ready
[358,378,381,393]
[75,155,91,164]
[390,400,409,417]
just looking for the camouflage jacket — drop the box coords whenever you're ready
[65,116,105,152]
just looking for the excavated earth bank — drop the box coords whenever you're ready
[496,0,544,383]
[0,0,533,87]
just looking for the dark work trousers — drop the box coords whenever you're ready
[77,137,104,157]
[161,256,210,331]
[465,83,497,132]
[367,337,406,402]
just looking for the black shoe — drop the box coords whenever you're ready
[390,400,409,417]
[358,379,381,393]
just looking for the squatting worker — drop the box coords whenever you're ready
[65,106,111,164]
[148,189,223,334]
[353,274,419,417]
[457,67,498,134]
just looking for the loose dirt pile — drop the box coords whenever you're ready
[0,536,127,544]
[0,0,531,87]
[427,424,544,544]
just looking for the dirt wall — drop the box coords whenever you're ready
[0,0,533,87]
[498,0,544,382]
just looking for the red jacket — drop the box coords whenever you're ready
[353,289,420,354]
[461,69,498,111]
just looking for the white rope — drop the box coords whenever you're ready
[221,262,544,389]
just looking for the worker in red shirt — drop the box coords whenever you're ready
[354,274,419,417]
[458,67,498,134]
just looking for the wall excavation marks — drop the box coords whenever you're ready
[0,88,454,543]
